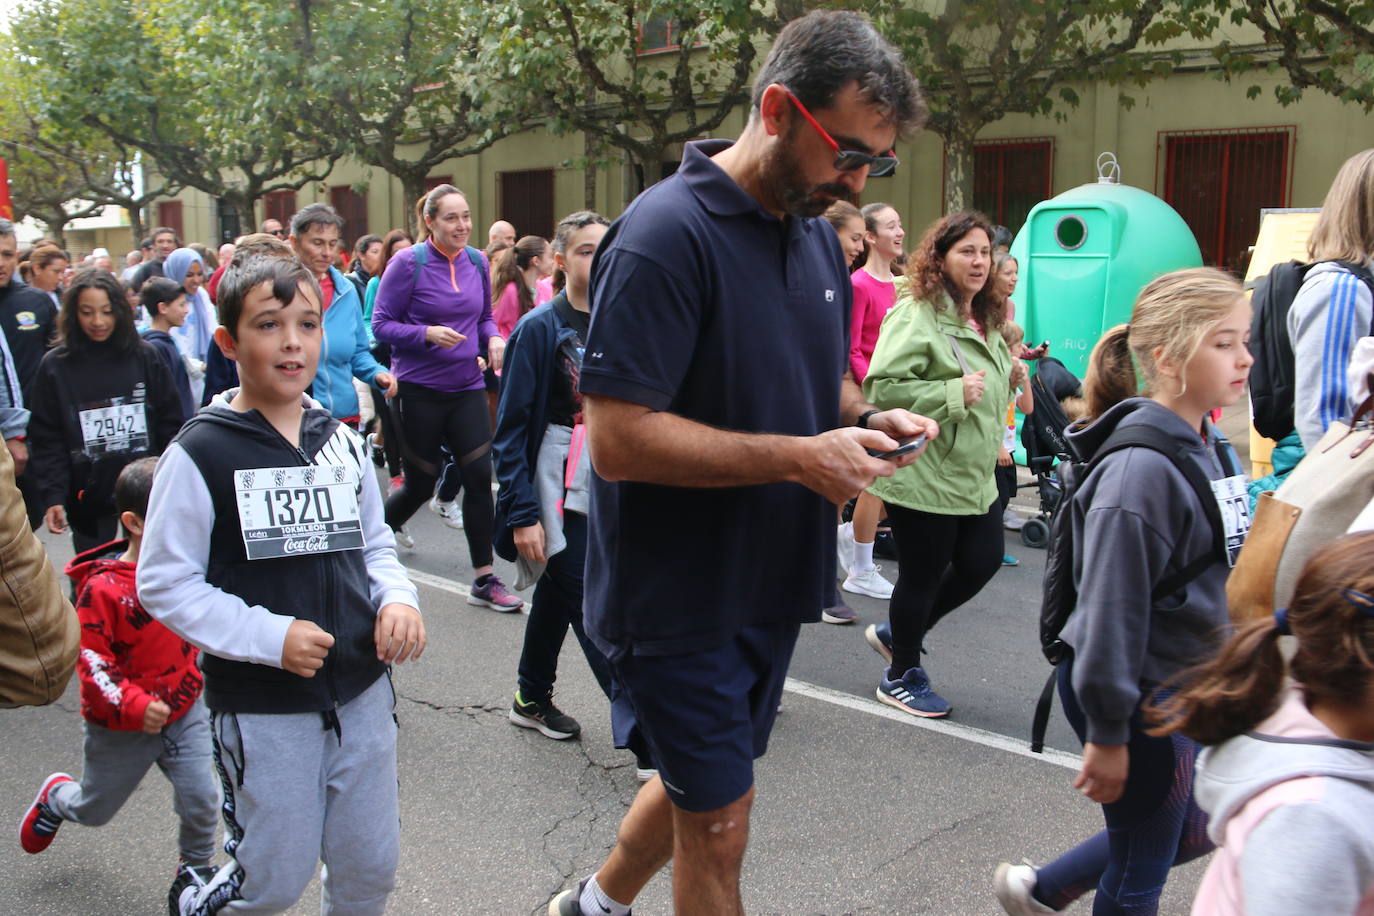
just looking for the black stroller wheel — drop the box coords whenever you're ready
[1021,518,1050,549]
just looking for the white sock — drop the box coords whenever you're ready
[852,539,875,573]
[580,875,631,916]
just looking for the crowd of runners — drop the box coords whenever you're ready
[3,8,1374,916]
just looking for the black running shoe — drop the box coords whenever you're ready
[509,691,581,740]
[168,861,219,916]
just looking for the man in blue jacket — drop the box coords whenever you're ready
[289,204,395,424]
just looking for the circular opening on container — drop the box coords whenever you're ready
[1055,215,1088,251]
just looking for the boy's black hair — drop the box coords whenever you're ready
[139,276,183,320]
[115,456,159,520]
[58,268,141,356]
[215,255,321,339]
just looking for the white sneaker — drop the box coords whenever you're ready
[842,565,895,599]
[994,862,1054,915]
[392,527,415,549]
[836,522,855,578]
[428,496,464,529]
[1003,509,1027,531]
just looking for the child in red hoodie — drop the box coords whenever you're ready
[19,457,218,907]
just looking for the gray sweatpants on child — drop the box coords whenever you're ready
[47,697,219,863]
[182,674,400,916]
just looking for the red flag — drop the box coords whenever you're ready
[0,158,11,220]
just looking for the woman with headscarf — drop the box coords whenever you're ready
[162,248,215,405]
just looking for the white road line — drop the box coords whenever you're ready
[406,567,472,598]
[406,567,1081,770]
[783,678,1080,770]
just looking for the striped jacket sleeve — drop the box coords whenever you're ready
[1289,266,1374,450]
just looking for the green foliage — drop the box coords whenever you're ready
[479,0,782,195]
[217,0,520,228]
[855,0,1209,211]
[11,0,341,225]
[1198,0,1374,110]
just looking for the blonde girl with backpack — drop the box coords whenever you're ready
[1151,531,1374,915]
[995,267,1254,915]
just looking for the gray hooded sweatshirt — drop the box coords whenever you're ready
[1062,398,1239,744]
[1192,685,1374,915]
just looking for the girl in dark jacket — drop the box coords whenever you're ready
[29,268,185,553]
[491,211,649,772]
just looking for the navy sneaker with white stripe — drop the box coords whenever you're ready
[877,666,951,718]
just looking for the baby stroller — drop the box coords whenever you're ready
[1017,357,1083,548]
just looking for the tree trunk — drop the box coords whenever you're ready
[626,158,647,206]
[38,210,67,250]
[942,129,977,215]
[584,161,597,211]
[222,192,257,238]
[128,205,147,250]
[399,173,428,239]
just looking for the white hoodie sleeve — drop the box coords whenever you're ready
[136,443,295,667]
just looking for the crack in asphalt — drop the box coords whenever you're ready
[394,685,640,916]
[393,689,507,722]
[868,807,994,875]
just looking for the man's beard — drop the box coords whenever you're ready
[764,143,849,219]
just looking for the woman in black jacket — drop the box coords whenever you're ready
[29,268,185,553]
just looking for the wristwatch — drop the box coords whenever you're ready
[857,409,880,429]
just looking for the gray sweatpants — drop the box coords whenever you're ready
[183,674,400,916]
[47,697,219,863]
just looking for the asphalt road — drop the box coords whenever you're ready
[1,480,1210,915]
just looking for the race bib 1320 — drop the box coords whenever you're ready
[233,464,365,560]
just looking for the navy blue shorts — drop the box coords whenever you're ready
[609,621,800,812]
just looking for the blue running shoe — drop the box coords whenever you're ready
[864,621,893,662]
[876,666,951,718]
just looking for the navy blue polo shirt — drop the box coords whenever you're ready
[580,139,851,660]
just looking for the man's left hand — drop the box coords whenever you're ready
[864,410,938,467]
[375,371,398,399]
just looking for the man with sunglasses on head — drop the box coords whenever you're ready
[260,217,286,238]
[548,11,932,916]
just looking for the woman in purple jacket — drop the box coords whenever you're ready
[371,184,522,610]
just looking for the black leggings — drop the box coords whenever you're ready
[384,383,494,569]
[1033,656,1213,914]
[884,501,1003,674]
[369,343,401,477]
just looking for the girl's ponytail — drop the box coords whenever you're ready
[1083,324,1135,420]
[1149,618,1286,744]
[1152,531,1374,745]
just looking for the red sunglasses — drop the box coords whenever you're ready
[782,88,898,178]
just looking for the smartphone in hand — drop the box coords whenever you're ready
[867,434,928,460]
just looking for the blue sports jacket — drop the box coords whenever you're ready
[316,265,386,420]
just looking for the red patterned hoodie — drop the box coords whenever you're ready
[64,540,203,731]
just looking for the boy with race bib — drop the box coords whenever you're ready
[137,256,425,915]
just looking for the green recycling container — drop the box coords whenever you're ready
[1009,153,1202,382]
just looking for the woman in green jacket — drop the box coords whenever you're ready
[862,211,1024,718]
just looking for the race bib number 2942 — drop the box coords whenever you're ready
[234,465,365,560]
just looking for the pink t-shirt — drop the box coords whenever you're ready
[493,281,522,339]
[536,276,554,306]
[849,268,898,382]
